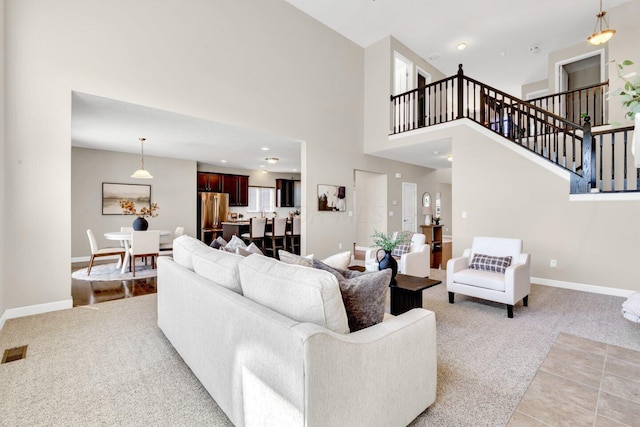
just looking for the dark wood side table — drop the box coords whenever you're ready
[390,274,442,315]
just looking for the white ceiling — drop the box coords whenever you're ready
[71,92,302,173]
[286,0,632,95]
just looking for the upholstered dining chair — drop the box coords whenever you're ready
[129,230,160,277]
[241,218,267,249]
[264,217,288,259]
[159,226,185,253]
[86,229,126,276]
[286,216,301,255]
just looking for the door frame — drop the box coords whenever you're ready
[554,49,605,93]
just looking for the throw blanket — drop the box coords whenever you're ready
[622,291,640,323]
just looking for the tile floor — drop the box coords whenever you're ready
[509,332,640,427]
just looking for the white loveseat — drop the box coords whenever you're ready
[158,235,437,427]
[446,236,531,318]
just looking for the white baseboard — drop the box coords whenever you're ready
[0,299,73,331]
[532,277,635,298]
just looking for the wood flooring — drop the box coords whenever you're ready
[71,260,156,307]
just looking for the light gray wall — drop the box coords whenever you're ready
[3,0,435,312]
[0,0,5,319]
[521,79,548,100]
[451,124,640,292]
[436,183,452,236]
[71,147,196,259]
[608,0,640,125]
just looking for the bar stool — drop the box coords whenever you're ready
[264,217,287,259]
[241,218,267,250]
[286,216,301,255]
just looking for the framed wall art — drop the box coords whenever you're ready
[102,182,151,215]
[317,184,346,212]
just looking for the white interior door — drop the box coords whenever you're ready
[401,182,417,232]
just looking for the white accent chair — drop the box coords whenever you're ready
[446,237,531,318]
[86,229,126,276]
[364,233,431,278]
[160,226,185,253]
[129,230,160,277]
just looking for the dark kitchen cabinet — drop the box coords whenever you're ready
[197,172,222,193]
[276,179,300,208]
[222,174,249,207]
[197,172,248,206]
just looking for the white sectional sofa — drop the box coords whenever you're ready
[157,235,437,427]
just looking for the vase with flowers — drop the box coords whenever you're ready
[371,229,408,279]
[119,200,159,230]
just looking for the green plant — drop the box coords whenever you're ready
[371,229,408,252]
[608,60,640,120]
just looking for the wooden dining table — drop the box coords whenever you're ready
[104,230,171,274]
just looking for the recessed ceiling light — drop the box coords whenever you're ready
[447,155,453,162]
[500,50,507,57]
[433,151,439,154]
[456,42,467,51]
[261,147,270,151]
[259,165,265,168]
[261,170,269,174]
[265,157,279,164]
[220,159,227,163]
[293,169,298,172]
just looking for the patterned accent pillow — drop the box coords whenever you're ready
[391,243,411,257]
[312,259,391,332]
[469,253,512,273]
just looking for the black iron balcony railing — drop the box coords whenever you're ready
[389,65,637,194]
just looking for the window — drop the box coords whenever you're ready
[248,186,275,213]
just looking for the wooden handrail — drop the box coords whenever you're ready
[528,80,609,102]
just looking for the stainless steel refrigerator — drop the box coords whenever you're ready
[198,192,229,244]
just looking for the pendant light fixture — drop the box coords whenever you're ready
[587,0,615,46]
[131,137,153,179]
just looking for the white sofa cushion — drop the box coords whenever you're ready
[172,235,209,271]
[452,268,506,292]
[191,245,244,294]
[239,254,349,334]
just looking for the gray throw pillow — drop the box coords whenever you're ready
[312,259,391,332]
[278,249,314,267]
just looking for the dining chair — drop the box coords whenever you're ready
[119,226,133,249]
[129,230,160,277]
[286,216,301,255]
[264,217,288,259]
[86,229,126,276]
[241,218,267,249]
[160,226,185,253]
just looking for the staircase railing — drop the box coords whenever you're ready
[592,125,638,192]
[528,81,609,127]
[389,65,636,194]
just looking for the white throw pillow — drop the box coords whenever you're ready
[225,234,247,252]
[322,251,352,271]
[278,250,314,267]
[239,254,349,334]
[236,243,264,257]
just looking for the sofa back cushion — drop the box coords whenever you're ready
[470,237,522,261]
[239,254,349,334]
[191,246,244,294]
[172,235,209,271]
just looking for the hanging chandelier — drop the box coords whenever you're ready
[131,137,153,179]
[587,0,615,46]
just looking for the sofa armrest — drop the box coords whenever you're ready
[446,249,470,285]
[292,309,437,427]
[504,253,531,302]
[399,245,430,277]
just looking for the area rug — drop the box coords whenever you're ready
[72,261,157,281]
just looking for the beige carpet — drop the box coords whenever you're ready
[1,276,639,426]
